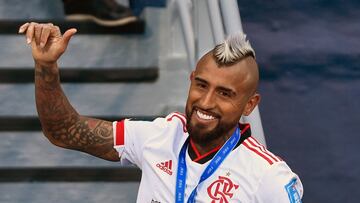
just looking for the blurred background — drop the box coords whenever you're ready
[0,0,359,202]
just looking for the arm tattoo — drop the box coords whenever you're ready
[35,62,119,161]
[35,64,60,91]
[44,116,116,160]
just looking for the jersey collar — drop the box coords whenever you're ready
[188,123,252,164]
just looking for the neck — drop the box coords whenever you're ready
[190,138,224,156]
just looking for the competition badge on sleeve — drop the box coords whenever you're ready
[285,178,302,203]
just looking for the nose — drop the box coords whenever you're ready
[198,90,216,110]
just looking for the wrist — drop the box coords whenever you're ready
[34,60,57,69]
[34,60,59,75]
[34,61,60,83]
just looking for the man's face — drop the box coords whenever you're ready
[185,53,260,144]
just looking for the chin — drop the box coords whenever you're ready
[187,121,223,144]
[186,118,238,145]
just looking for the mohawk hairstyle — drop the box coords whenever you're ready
[213,32,255,66]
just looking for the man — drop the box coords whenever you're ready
[19,22,303,202]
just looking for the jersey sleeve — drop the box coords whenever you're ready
[112,117,170,169]
[254,162,304,203]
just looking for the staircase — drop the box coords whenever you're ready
[0,0,189,202]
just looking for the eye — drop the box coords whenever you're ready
[196,82,207,89]
[218,90,231,98]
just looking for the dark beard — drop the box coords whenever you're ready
[186,112,234,144]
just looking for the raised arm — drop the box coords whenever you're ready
[19,22,119,161]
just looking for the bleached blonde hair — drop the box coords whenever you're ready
[213,32,255,66]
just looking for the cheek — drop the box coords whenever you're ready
[219,102,244,121]
[186,89,197,110]
[187,87,201,103]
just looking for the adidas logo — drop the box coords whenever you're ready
[156,160,173,175]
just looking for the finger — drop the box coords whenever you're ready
[40,25,51,48]
[50,25,62,39]
[25,22,36,44]
[62,28,77,46]
[18,22,30,33]
[34,24,43,46]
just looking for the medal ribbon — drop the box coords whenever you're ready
[175,127,241,203]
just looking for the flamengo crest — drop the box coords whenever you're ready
[207,176,239,203]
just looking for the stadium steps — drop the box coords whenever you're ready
[1,0,359,202]
[0,0,189,201]
[0,115,158,131]
[0,19,145,35]
[0,67,158,83]
[0,167,141,182]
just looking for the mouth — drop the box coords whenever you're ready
[196,110,216,120]
[193,108,219,122]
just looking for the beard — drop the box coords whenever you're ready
[185,109,236,144]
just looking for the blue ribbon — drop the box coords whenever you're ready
[175,127,241,203]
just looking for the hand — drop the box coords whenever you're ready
[18,22,77,65]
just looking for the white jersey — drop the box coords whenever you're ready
[113,112,303,203]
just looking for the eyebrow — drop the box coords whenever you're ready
[194,77,208,84]
[194,76,236,96]
[218,86,236,96]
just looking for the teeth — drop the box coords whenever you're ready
[196,110,215,120]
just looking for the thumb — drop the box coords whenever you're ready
[62,28,77,46]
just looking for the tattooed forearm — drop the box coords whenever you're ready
[34,62,119,161]
[35,63,60,91]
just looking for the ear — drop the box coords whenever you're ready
[189,71,195,81]
[243,93,261,116]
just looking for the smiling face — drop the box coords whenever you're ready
[185,52,260,146]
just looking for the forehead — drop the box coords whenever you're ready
[194,54,252,91]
